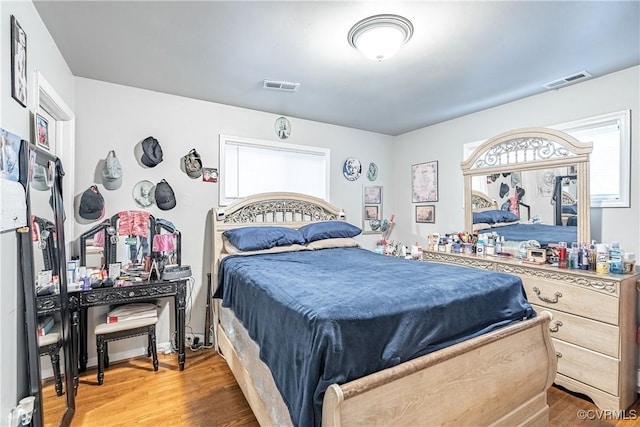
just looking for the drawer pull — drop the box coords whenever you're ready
[532,287,562,304]
[549,320,563,333]
[556,352,562,359]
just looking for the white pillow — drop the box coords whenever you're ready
[305,237,360,250]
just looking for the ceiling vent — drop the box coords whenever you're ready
[543,71,592,90]
[263,79,300,92]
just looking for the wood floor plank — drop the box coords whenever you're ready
[41,348,640,426]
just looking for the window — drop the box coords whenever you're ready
[553,110,630,208]
[219,135,330,206]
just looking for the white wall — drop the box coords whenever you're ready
[392,66,640,256]
[0,0,74,421]
[74,77,394,363]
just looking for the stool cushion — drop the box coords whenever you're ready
[95,316,158,334]
[39,332,61,347]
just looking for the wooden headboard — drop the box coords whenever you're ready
[471,190,498,212]
[210,192,345,291]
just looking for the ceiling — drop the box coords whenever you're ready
[34,1,640,136]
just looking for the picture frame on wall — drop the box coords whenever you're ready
[416,205,435,223]
[10,15,27,108]
[363,185,382,204]
[362,186,383,234]
[411,161,438,202]
[364,205,379,220]
[35,114,50,150]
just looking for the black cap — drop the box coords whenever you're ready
[79,185,105,220]
[141,136,163,167]
[155,179,176,210]
[499,182,509,198]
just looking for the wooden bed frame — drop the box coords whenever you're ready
[210,192,557,426]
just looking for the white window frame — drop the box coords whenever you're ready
[552,110,631,208]
[219,135,330,206]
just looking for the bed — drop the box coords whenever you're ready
[471,190,578,246]
[210,192,556,427]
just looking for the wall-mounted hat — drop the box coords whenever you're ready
[79,185,105,221]
[31,164,49,191]
[140,136,163,167]
[499,182,509,198]
[155,179,176,210]
[183,149,202,178]
[102,150,122,190]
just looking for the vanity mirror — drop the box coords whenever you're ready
[20,145,74,427]
[461,128,593,247]
[107,211,155,267]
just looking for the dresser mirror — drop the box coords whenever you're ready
[108,212,155,268]
[79,220,112,269]
[461,128,593,247]
[21,145,74,427]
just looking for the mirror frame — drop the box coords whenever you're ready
[20,143,75,427]
[461,127,593,245]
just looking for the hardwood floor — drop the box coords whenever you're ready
[42,348,640,426]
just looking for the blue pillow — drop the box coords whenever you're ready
[562,204,578,215]
[223,226,305,251]
[473,210,519,225]
[298,221,362,243]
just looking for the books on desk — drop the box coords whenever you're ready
[107,302,157,324]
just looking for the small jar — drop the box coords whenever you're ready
[623,253,636,274]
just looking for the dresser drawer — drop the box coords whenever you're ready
[553,339,619,396]
[532,304,618,358]
[522,277,618,325]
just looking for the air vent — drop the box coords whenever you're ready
[543,71,592,89]
[263,79,300,92]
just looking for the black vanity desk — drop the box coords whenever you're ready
[68,278,188,375]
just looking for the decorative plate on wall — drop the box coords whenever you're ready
[367,162,378,181]
[343,157,362,181]
[275,116,291,140]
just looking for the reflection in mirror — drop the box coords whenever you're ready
[79,221,112,270]
[153,218,181,266]
[28,151,70,426]
[109,211,155,269]
[462,128,593,247]
[472,167,579,228]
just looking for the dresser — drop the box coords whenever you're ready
[423,249,639,411]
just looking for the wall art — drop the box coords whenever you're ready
[411,161,438,202]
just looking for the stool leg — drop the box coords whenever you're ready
[96,335,105,385]
[149,325,158,371]
[49,344,63,396]
[104,341,110,368]
[147,334,152,357]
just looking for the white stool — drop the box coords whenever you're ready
[94,316,159,385]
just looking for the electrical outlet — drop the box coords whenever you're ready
[186,333,205,347]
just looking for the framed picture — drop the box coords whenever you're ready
[11,15,27,108]
[35,114,49,150]
[363,186,382,204]
[411,161,438,202]
[362,186,383,234]
[364,205,379,220]
[416,205,435,223]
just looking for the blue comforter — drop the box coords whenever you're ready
[478,222,578,246]
[215,247,534,427]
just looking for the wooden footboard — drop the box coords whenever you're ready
[322,311,556,427]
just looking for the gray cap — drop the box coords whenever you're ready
[141,136,163,167]
[102,150,122,190]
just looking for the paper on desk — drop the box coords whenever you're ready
[0,178,27,232]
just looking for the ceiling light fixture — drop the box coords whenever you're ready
[348,14,414,62]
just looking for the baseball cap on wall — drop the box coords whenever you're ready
[140,136,163,167]
[78,185,105,221]
[183,149,203,178]
[155,179,176,210]
[102,150,122,190]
